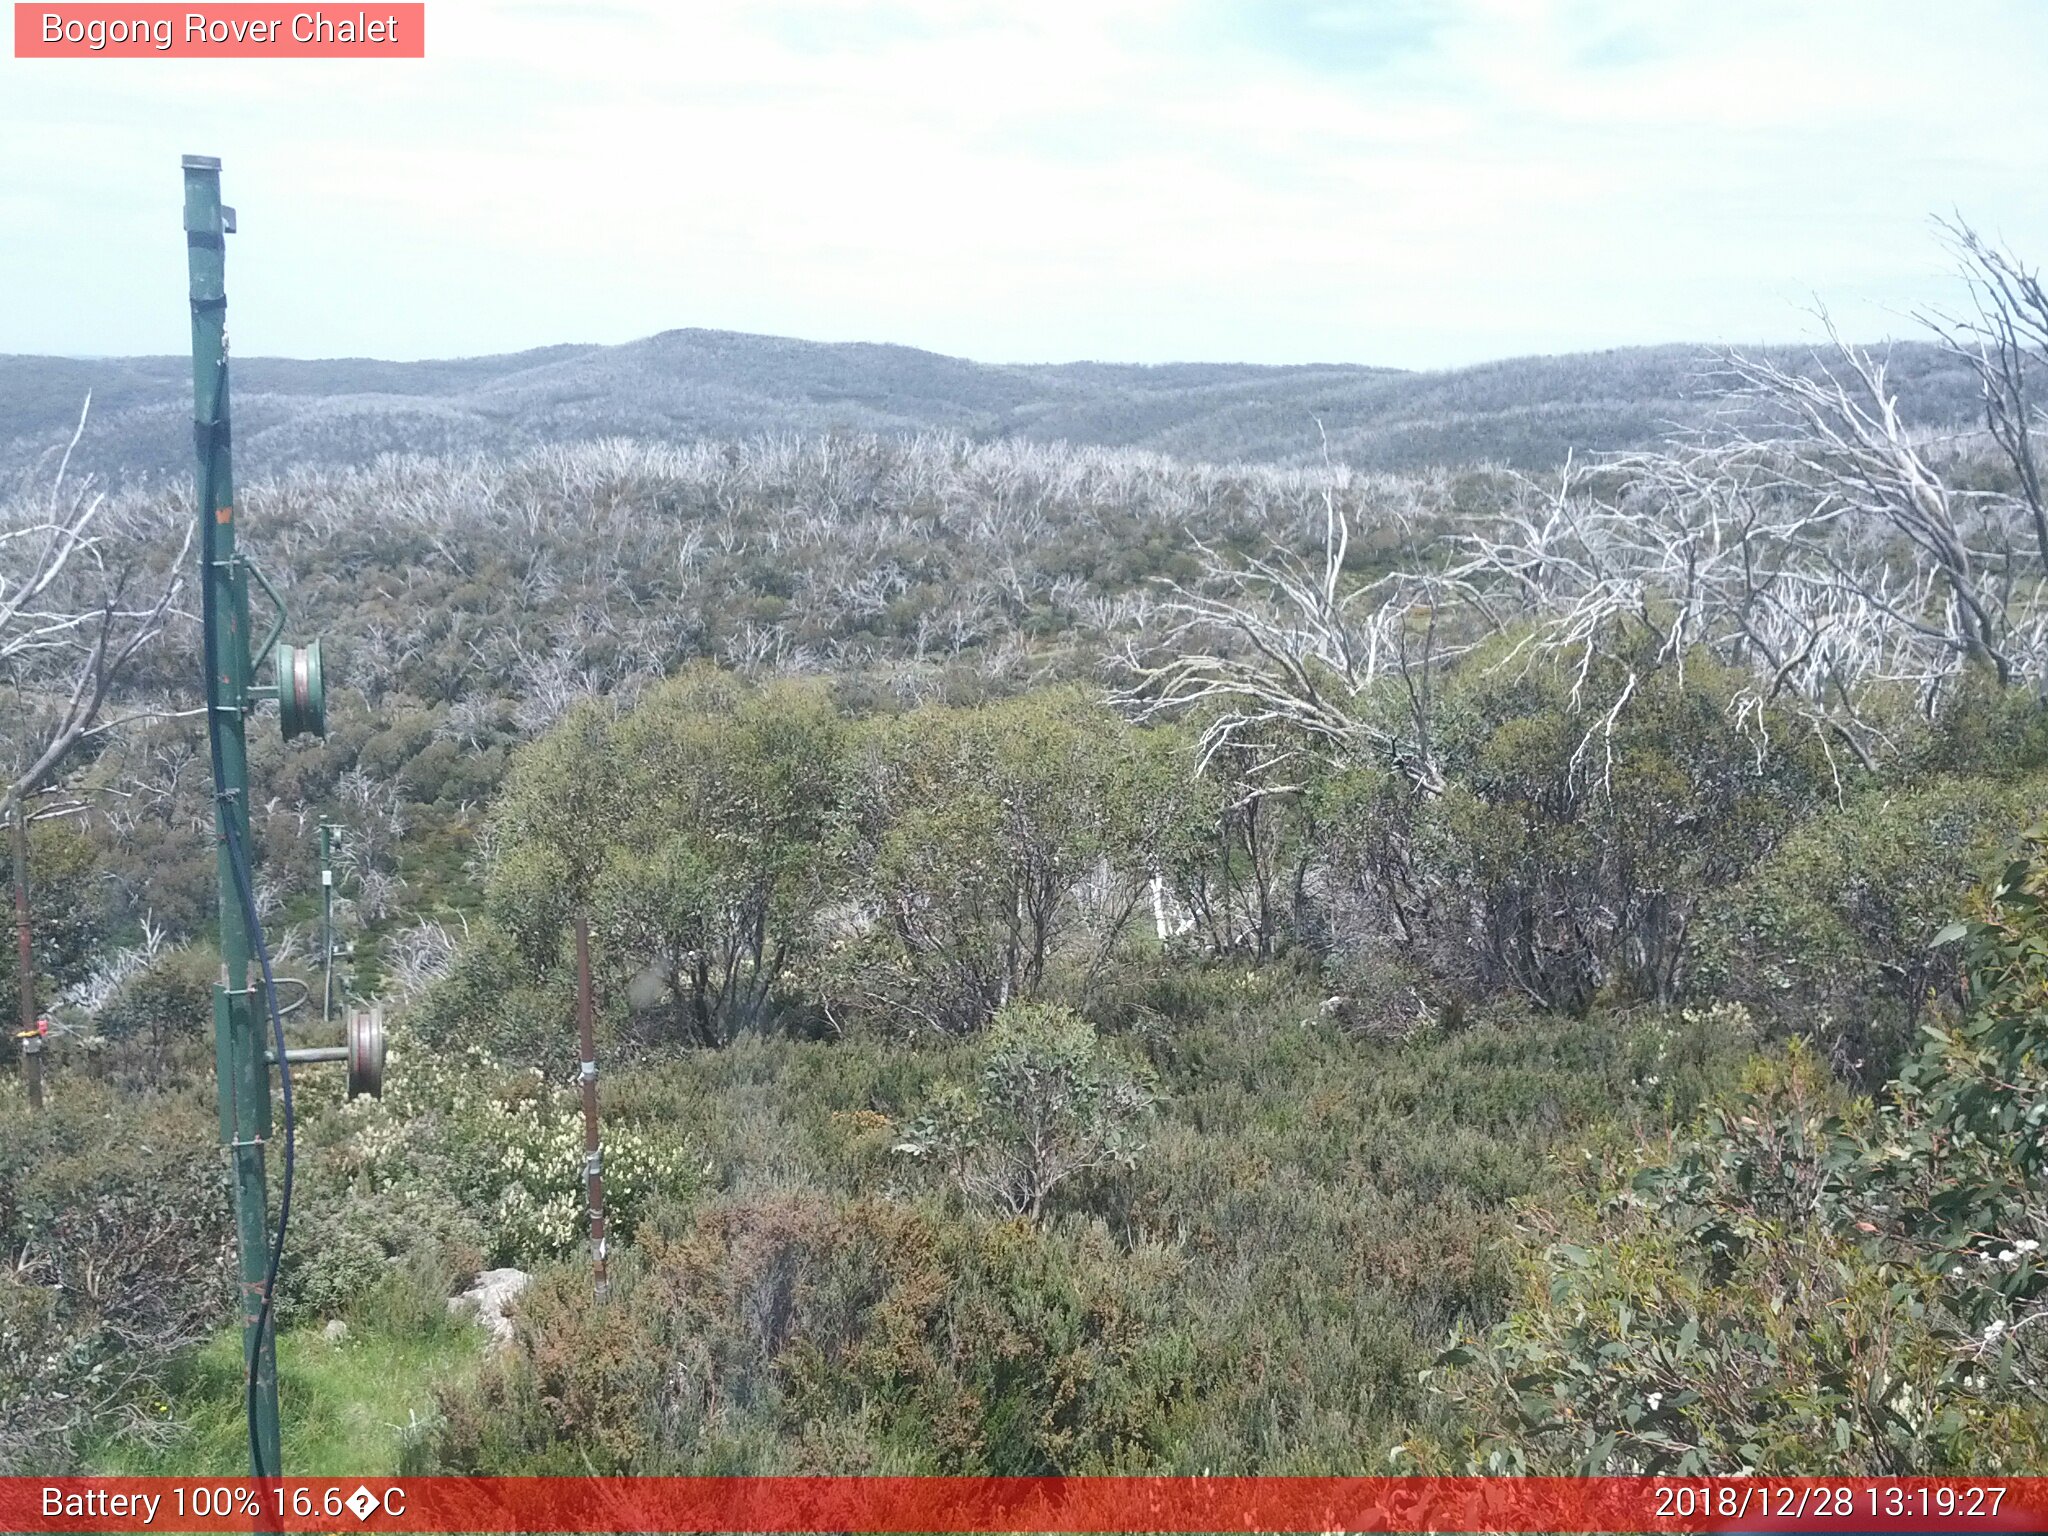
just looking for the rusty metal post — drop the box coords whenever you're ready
[575,912,608,1301]
[12,804,41,1111]
[319,821,334,1025]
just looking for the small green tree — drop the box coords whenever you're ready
[488,699,625,970]
[895,1003,1155,1222]
[600,670,846,1045]
[1696,774,2047,1078]
[831,691,1192,1034]
[489,670,850,1047]
[1423,634,1832,1012]
[0,1083,229,1472]
[94,945,213,1085]
[1,814,104,1029]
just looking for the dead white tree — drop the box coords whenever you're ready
[1120,452,1472,796]
[1716,319,2041,688]
[385,914,464,1000]
[1,397,192,822]
[1452,269,2048,777]
[1924,217,2048,588]
[1452,445,1907,774]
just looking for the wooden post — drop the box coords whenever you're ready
[575,912,608,1301]
[13,803,41,1111]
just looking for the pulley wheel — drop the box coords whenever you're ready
[346,1005,385,1100]
[276,638,326,741]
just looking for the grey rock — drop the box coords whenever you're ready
[447,1267,530,1349]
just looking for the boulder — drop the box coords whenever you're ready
[447,1267,530,1349]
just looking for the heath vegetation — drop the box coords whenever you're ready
[4,223,2048,1475]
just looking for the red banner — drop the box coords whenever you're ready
[6,1477,2048,1534]
[13,4,424,57]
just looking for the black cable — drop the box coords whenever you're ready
[196,354,296,1480]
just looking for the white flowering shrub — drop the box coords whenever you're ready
[335,1036,697,1269]
[482,1106,690,1265]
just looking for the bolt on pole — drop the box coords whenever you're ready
[183,152,282,1480]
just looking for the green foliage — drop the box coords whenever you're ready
[1425,829,2048,1474]
[486,679,1198,1043]
[403,924,579,1073]
[1242,638,1838,1017]
[0,1081,229,1473]
[25,407,2048,1480]
[1907,666,2048,781]
[277,1181,485,1331]
[895,1004,1156,1221]
[322,1033,698,1269]
[1698,775,2048,1078]
[0,815,106,1027]
[86,1308,480,1477]
[489,700,624,962]
[601,671,847,1045]
[1423,639,1833,1012]
[829,690,1196,1034]
[93,945,215,1085]
[1904,827,2048,1254]
[413,969,1726,1477]
[1163,732,1314,963]
[429,1191,1201,1476]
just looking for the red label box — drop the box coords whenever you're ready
[6,1476,2048,1534]
[14,3,425,56]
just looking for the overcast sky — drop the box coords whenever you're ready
[3,0,2044,369]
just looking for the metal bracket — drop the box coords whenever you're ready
[583,1149,604,1179]
[579,1059,598,1084]
[242,556,289,680]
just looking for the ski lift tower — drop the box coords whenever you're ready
[184,153,382,1478]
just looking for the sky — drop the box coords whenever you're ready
[3,0,2045,369]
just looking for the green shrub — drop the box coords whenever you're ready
[894,1003,1156,1221]
[277,1180,485,1330]
[1423,828,2048,1474]
[0,1081,229,1473]
[1420,638,1832,1013]
[427,1190,1199,1476]
[94,945,216,1086]
[1697,774,2048,1078]
[599,672,848,1046]
[0,815,107,1030]
[328,1035,698,1268]
[827,691,1195,1035]
[403,926,581,1077]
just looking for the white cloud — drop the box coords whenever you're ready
[0,0,2041,366]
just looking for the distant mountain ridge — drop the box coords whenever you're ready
[0,328,1984,482]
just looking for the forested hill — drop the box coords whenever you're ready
[0,330,1981,481]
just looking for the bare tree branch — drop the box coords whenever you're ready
[1,402,190,821]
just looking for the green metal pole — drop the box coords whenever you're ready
[183,153,282,1479]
